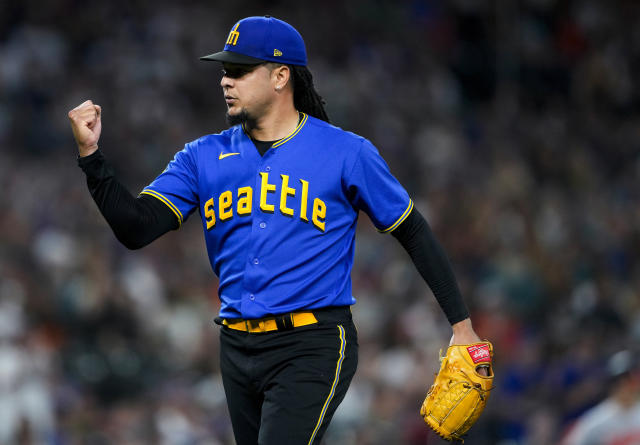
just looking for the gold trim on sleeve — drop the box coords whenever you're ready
[140,189,184,226]
[379,199,414,233]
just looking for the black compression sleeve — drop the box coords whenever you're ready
[391,207,470,325]
[78,150,179,249]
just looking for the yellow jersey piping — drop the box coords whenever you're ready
[379,199,413,233]
[140,189,183,227]
[241,112,308,149]
[307,324,346,445]
[272,112,308,148]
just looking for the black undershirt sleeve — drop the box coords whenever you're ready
[77,150,179,250]
[391,207,470,325]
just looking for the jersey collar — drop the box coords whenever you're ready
[272,112,308,148]
[242,112,308,149]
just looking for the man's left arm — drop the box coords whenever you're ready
[343,139,484,345]
[390,207,482,346]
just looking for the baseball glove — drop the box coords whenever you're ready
[420,341,494,442]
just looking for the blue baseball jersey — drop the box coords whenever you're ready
[141,114,413,319]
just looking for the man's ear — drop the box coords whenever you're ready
[272,65,291,91]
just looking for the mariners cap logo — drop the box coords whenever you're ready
[226,23,240,46]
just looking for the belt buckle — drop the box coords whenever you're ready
[246,319,260,332]
[275,313,295,331]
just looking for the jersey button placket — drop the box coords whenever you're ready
[242,157,272,310]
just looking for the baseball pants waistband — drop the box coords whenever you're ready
[216,306,352,333]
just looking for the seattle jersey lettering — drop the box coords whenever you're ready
[203,172,326,232]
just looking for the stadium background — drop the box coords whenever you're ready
[1,0,639,443]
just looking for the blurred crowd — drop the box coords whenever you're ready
[1,0,640,444]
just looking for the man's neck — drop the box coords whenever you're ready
[247,106,300,142]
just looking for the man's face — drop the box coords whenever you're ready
[220,62,273,125]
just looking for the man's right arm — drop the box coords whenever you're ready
[78,150,179,249]
[69,100,178,249]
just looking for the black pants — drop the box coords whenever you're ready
[219,307,358,445]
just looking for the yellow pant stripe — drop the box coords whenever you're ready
[139,189,183,226]
[307,324,346,445]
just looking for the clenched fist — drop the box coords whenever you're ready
[68,100,102,157]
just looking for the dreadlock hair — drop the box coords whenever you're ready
[290,65,330,123]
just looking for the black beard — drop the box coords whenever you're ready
[226,109,257,129]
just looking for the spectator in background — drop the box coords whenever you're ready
[561,350,640,445]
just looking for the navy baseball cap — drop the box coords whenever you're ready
[200,16,307,66]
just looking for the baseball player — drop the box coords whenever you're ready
[68,16,486,445]
[561,350,640,445]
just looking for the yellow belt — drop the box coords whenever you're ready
[222,311,318,333]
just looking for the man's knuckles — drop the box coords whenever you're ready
[69,109,97,124]
[69,101,98,117]
[76,99,94,109]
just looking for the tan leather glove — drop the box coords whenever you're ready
[420,342,494,442]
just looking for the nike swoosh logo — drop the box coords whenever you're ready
[219,152,240,160]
